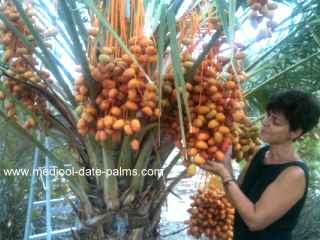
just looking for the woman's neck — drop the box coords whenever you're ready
[266,142,299,164]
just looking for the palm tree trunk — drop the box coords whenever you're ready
[73,171,167,239]
[76,199,163,240]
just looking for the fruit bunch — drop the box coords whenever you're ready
[247,0,279,40]
[161,50,254,175]
[187,58,248,161]
[75,36,160,151]
[185,181,235,240]
[233,122,261,161]
[176,1,222,47]
[164,1,275,173]
[0,2,53,128]
[156,10,262,175]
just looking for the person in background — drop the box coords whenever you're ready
[201,90,320,240]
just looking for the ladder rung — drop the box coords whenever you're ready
[33,196,76,206]
[29,227,78,239]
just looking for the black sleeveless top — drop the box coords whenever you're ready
[233,145,309,240]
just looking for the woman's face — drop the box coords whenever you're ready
[260,111,292,144]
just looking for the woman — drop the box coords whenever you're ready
[201,90,320,240]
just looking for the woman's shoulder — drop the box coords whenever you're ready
[274,160,310,197]
[281,163,308,178]
[278,162,309,196]
[284,160,309,177]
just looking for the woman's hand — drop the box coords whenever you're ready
[200,145,233,180]
[201,160,230,180]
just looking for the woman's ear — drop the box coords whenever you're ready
[291,128,303,141]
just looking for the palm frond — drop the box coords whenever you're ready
[167,10,190,152]
[57,0,96,101]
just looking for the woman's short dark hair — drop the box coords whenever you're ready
[266,90,320,135]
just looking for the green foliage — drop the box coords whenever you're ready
[244,0,320,112]
[0,121,33,239]
[296,127,320,183]
[293,182,320,240]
